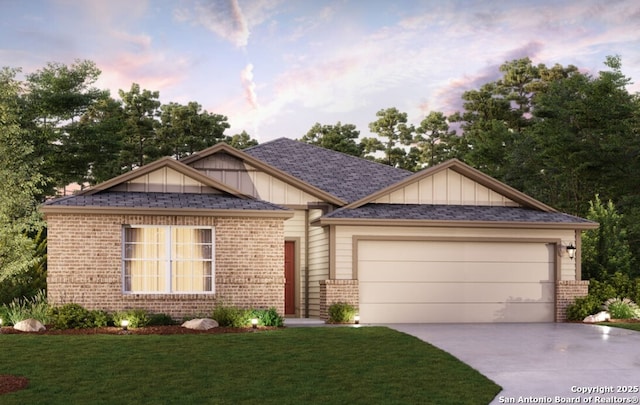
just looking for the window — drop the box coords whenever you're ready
[123,226,214,293]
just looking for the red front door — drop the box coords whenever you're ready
[284,241,295,315]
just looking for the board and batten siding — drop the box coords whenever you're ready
[373,168,518,206]
[111,167,219,194]
[307,209,329,317]
[333,226,577,281]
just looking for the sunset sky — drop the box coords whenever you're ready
[1,0,639,142]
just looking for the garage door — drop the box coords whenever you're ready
[358,240,555,323]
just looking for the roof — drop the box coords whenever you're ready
[243,138,412,203]
[42,192,293,218]
[319,203,598,229]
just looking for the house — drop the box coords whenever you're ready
[42,138,597,323]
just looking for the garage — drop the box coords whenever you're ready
[358,239,556,323]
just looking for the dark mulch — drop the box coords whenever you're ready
[0,375,29,396]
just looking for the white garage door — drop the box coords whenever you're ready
[358,240,555,323]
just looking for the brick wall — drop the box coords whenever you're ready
[556,280,589,322]
[319,279,359,321]
[46,214,285,318]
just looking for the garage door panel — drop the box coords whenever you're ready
[360,282,555,304]
[358,240,556,323]
[360,302,555,323]
[359,261,553,283]
[359,241,554,263]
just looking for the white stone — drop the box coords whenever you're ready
[182,318,219,330]
[14,318,46,332]
[583,311,611,323]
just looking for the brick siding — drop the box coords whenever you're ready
[319,279,359,321]
[556,280,589,322]
[46,214,285,318]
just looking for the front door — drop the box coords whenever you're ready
[284,241,295,315]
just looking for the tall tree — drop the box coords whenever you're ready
[226,130,258,149]
[157,101,230,159]
[365,107,415,169]
[118,83,161,169]
[300,122,363,157]
[415,111,457,167]
[0,67,46,281]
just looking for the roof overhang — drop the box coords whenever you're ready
[41,205,295,219]
[314,217,599,230]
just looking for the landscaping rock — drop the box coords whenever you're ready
[182,318,219,330]
[13,318,46,332]
[583,311,611,323]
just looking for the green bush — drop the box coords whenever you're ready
[48,303,110,329]
[147,313,176,326]
[112,309,150,328]
[2,290,49,325]
[250,307,284,327]
[328,302,357,323]
[212,304,252,327]
[603,298,639,319]
[565,296,601,321]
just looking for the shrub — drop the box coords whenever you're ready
[112,309,150,328]
[48,303,110,329]
[328,302,356,323]
[147,313,176,326]
[603,298,639,319]
[250,307,284,327]
[565,296,601,321]
[2,290,49,325]
[212,304,252,327]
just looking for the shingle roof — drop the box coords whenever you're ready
[44,191,289,211]
[244,138,412,203]
[323,203,596,225]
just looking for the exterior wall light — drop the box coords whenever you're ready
[121,319,129,331]
[566,244,576,260]
[251,318,258,329]
[354,315,360,325]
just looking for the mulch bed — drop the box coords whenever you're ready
[0,324,271,395]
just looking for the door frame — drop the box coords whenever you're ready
[284,239,298,316]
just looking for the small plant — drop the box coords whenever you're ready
[566,296,601,321]
[147,313,176,326]
[603,298,639,320]
[48,303,111,329]
[2,290,49,325]
[328,302,357,323]
[212,304,252,327]
[112,309,150,328]
[250,307,284,327]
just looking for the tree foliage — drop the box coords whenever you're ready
[299,122,363,157]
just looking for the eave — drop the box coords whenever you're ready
[313,217,599,230]
[41,205,295,219]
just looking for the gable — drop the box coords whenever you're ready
[109,166,220,194]
[373,168,518,206]
[183,146,342,206]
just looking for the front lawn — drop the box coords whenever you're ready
[0,326,500,404]
[601,322,640,332]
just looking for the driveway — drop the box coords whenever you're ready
[388,323,640,404]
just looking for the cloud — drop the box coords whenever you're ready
[240,63,258,109]
[175,0,281,48]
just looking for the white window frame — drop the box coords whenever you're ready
[122,225,215,294]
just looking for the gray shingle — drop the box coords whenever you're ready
[44,192,290,211]
[324,203,596,224]
[244,137,412,203]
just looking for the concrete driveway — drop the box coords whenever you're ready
[388,323,640,404]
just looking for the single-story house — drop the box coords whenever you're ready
[42,137,597,323]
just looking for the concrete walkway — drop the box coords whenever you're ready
[389,323,640,404]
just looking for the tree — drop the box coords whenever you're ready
[22,60,106,191]
[226,130,258,149]
[300,122,363,157]
[582,196,634,280]
[415,111,457,167]
[118,83,161,169]
[0,67,46,282]
[365,108,415,169]
[157,101,230,159]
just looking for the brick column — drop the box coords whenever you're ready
[319,280,359,321]
[556,280,589,322]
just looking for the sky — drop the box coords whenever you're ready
[1,0,639,143]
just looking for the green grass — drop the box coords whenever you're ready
[0,327,500,404]
[602,322,640,332]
